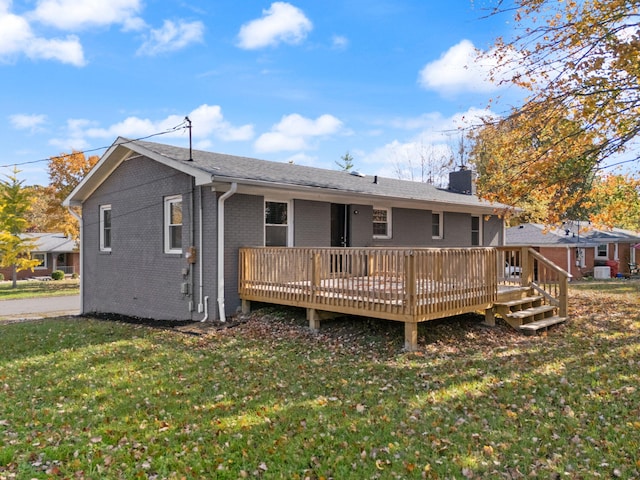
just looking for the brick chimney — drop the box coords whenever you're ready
[448,166,476,195]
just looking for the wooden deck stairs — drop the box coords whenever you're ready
[491,284,567,335]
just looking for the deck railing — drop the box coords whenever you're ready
[497,246,571,316]
[239,247,498,323]
[55,266,77,275]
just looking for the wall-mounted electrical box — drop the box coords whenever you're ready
[180,282,189,294]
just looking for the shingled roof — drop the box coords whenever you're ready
[506,223,640,247]
[66,137,511,214]
[22,233,77,253]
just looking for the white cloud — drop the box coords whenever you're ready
[30,0,145,31]
[49,118,95,151]
[362,107,500,183]
[331,34,348,50]
[0,10,85,65]
[237,2,312,50]
[28,35,85,65]
[51,105,254,149]
[10,113,47,131]
[188,104,254,142]
[418,39,514,95]
[255,113,343,153]
[137,19,205,56]
[283,152,317,166]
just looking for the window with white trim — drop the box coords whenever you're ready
[432,212,443,239]
[373,207,391,239]
[471,215,482,246]
[99,205,112,252]
[595,243,608,259]
[32,253,47,269]
[265,200,289,246]
[164,195,183,254]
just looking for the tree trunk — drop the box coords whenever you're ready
[11,264,17,289]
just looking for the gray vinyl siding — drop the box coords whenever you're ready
[82,156,194,320]
[294,200,330,246]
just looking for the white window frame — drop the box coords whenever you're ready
[32,252,47,269]
[575,248,586,268]
[264,199,293,247]
[164,195,183,254]
[432,211,443,240]
[99,204,112,252]
[373,207,392,239]
[471,215,482,246]
[595,243,608,259]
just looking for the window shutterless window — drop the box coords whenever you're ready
[471,215,482,246]
[596,244,607,258]
[265,200,289,246]
[164,195,183,254]
[32,253,47,269]
[99,205,112,252]
[373,207,391,239]
[432,212,443,239]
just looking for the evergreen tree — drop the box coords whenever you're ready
[336,151,355,172]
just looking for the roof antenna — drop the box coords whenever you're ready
[185,116,193,161]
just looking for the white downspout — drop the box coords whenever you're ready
[67,207,83,314]
[216,183,237,323]
[198,186,204,316]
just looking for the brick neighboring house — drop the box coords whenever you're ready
[64,137,511,322]
[0,233,79,281]
[506,223,640,279]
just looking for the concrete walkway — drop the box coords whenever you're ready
[0,295,80,322]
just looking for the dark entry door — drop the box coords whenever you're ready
[331,204,349,247]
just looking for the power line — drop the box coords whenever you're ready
[0,121,189,170]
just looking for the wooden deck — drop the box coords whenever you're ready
[239,246,570,350]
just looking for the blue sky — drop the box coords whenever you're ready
[1,0,523,187]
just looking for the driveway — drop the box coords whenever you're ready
[0,295,80,322]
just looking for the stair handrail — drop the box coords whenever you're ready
[527,247,572,317]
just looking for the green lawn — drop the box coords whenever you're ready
[0,279,79,300]
[0,282,638,479]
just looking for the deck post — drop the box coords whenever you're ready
[522,246,534,285]
[484,307,495,326]
[241,299,251,314]
[559,275,568,317]
[404,322,418,351]
[312,253,321,290]
[308,308,321,331]
[404,252,417,317]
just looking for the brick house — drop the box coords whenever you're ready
[506,223,640,279]
[0,233,79,281]
[64,137,510,322]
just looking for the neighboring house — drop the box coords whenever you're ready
[64,137,510,322]
[0,233,79,281]
[506,223,640,279]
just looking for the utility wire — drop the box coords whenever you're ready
[0,121,189,170]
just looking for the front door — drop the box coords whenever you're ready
[331,204,349,247]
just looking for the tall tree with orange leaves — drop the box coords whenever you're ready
[45,151,99,239]
[587,174,640,231]
[470,0,640,226]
